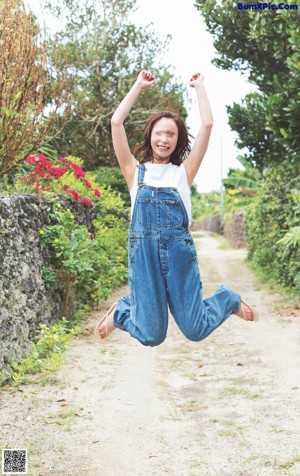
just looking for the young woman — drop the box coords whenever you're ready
[95,70,259,346]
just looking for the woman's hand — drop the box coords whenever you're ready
[137,70,157,89]
[189,72,204,88]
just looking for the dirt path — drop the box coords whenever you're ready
[1,232,300,476]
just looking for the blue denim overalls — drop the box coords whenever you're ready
[113,163,241,346]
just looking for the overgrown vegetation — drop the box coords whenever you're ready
[246,163,300,294]
[190,159,260,221]
[41,196,128,315]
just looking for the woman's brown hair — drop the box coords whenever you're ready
[133,111,191,166]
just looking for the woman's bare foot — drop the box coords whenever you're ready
[235,300,259,321]
[94,303,117,340]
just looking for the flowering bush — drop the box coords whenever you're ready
[1,153,129,317]
[17,154,101,206]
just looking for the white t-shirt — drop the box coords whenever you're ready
[130,162,192,225]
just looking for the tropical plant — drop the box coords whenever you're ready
[222,161,261,209]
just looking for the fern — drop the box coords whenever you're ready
[277,226,300,249]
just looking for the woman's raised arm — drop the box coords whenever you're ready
[111,71,156,189]
[183,73,213,187]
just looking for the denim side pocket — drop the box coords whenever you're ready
[182,237,198,261]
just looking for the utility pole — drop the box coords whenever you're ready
[220,131,224,234]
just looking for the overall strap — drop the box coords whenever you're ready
[137,163,146,186]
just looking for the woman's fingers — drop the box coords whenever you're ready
[189,72,204,87]
[137,70,156,88]
[141,70,156,82]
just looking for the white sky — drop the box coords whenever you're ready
[27,0,256,192]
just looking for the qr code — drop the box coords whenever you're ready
[2,449,27,474]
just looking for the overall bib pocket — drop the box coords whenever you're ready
[137,198,184,229]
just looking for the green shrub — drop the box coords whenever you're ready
[94,166,130,207]
[9,316,82,387]
[41,189,128,316]
[246,161,300,294]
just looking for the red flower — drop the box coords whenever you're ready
[26,154,52,168]
[49,166,68,179]
[63,184,70,191]
[68,161,85,179]
[81,197,93,206]
[38,154,52,167]
[82,178,92,189]
[37,168,47,178]
[93,189,101,197]
[59,157,68,164]
[26,154,40,165]
[73,165,85,179]
[68,189,80,201]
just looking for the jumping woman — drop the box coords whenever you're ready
[95,70,259,346]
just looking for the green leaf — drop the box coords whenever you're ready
[280,128,288,138]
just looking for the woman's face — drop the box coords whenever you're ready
[150,118,178,163]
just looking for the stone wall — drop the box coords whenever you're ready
[0,195,97,383]
[190,215,221,234]
[223,211,247,248]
